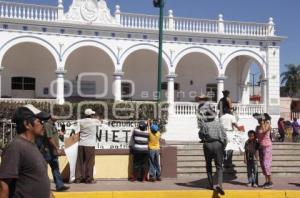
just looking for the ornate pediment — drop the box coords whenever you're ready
[65,0,118,25]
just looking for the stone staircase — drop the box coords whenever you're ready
[168,141,300,178]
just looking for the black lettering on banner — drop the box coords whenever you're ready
[112,130,119,142]
[122,130,131,143]
[66,122,71,127]
[96,126,102,142]
[105,130,108,142]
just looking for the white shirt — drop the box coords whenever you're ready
[77,118,102,147]
[220,113,237,131]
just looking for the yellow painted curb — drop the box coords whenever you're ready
[53,190,300,198]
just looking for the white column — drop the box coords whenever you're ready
[57,0,64,20]
[0,67,3,98]
[241,85,250,104]
[115,5,121,24]
[260,79,267,110]
[168,10,174,30]
[167,73,177,115]
[218,14,224,34]
[268,17,275,36]
[113,71,124,101]
[55,69,66,105]
[216,76,226,102]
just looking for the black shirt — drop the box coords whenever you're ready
[0,136,50,198]
[244,139,260,161]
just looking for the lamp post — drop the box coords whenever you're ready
[250,72,260,96]
[153,0,165,119]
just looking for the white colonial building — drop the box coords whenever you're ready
[0,0,284,140]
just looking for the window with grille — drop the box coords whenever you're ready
[11,77,35,90]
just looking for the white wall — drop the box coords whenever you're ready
[65,46,115,99]
[123,50,168,101]
[2,43,56,98]
[175,53,218,102]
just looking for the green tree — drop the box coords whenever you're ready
[281,64,300,97]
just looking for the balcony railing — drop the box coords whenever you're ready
[0,1,58,21]
[173,102,265,117]
[0,1,275,37]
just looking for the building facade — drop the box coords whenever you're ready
[0,0,284,140]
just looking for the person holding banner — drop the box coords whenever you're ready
[129,121,149,182]
[148,122,162,182]
[220,110,241,168]
[75,108,101,184]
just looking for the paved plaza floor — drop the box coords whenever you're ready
[52,177,300,192]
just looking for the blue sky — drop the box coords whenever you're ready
[10,0,300,74]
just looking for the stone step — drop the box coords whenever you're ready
[178,160,300,167]
[177,150,300,156]
[177,166,300,173]
[169,142,300,146]
[177,155,300,161]
[172,144,300,150]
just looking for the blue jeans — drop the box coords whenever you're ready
[44,153,64,189]
[149,150,161,179]
[247,160,258,185]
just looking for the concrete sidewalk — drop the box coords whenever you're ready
[52,177,300,192]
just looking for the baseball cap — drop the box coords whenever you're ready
[12,104,51,123]
[84,108,96,116]
[150,124,159,133]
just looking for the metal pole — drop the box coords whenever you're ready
[156,0,164,119]
[252,74,255,96]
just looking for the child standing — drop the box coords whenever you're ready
[244,130,259,187]
[148,122,161,182]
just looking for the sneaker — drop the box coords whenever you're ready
[253,184,258,188]
[247,183,252,187]
[56,186,70,192]
[263,182,273,189]
[262,182,268,188]
[74,179,84,184]
[156,177,162,182]
[215,185,225,195]
[85,180,97,184]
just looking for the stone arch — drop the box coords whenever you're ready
[62,40,118,70]
[119,43,171,72]
[222,49,266,77]
[0,35,60,68]
[172,46,220,74]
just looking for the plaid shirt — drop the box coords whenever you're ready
[198,119,227,146]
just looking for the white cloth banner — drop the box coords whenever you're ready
[225,131,248,152]
[64,141,78,183]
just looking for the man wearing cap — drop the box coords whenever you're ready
[148,121,162,182]
[36,115,69,192]
[0,104,51,198]
[75,108,101,184]
[198,103,227,195]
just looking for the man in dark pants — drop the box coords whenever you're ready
[37,115,69,192]
[129,121,149,182]
[198,102,227,195]
[75,108,101,184]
